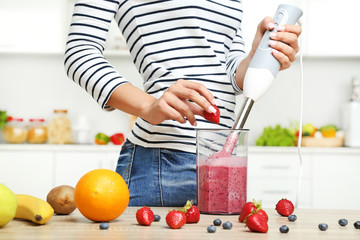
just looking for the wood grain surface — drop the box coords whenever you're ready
[1,207,359,240]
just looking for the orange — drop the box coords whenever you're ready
[74,169,129,222]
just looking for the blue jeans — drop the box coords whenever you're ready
[115,140,197,207]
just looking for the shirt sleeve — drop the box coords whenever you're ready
[64,0,129,111]
[225,27,247,95]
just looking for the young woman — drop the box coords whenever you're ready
[64,0,301,206]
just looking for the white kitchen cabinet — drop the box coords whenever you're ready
[53,151,118,187]
[247,150,313,208]
[1,145,360,209]
[311,152,360,209]
[248,147,360,210]
[0,144,120,200]
[0,151,54,200]
[248,178,312,208]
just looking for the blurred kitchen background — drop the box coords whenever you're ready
[0,0,360,208]
[1,0,359,145]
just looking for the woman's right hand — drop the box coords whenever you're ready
[143,79,217,126]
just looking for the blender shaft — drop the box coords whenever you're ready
[233,97,254,130]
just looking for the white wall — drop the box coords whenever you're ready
[1,53,359,145]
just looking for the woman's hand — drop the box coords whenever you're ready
[251,16,302,70]
[143,79,217,126]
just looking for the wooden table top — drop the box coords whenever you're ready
[1,207,360,240]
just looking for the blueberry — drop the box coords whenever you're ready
[99,222,109,230]
[288,214,297,222]
[354,221,360,229]
[213,219,222,226]
[154,215,161,222]
[207,225,216,233]
[338,219,348,226]
[279,225,289,233]
[222,221,232,230]
[318,223,328,231]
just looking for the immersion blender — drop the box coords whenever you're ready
[221,4,303,155]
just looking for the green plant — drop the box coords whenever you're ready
[256,124,296,146]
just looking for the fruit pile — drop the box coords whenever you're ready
[297,123,341,138]
[0,168,130,228]
[256,123,343,146]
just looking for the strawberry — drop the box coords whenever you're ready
[246,211,268,233]
[136,206,155,226]
[180,200,200,223]
[257,209,269,222]
[204,105,220,124]
[276,198,295,217]
[166,210,186,229]
[239,201,257,223]
[239,199,267,223]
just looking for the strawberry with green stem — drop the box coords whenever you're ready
[246,210,268,233]
[239,199,268,223]
[179,200,200,223]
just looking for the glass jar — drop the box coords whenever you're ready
[2,117,28,144]
[196,129,249,214]
[48,110,73,144]
[27,118,48,144]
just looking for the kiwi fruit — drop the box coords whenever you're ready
[47,185,77,215]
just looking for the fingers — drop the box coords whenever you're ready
[280,24,302,37]
[252,17,302,72]
[159,92,194,125]
[259,16,275,32]
[168,80,217,114]
[273,25,301,51]
[269,24,302,70]
[173,79,217,107]
[160,79,217,126]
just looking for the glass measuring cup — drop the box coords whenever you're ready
[196,129,248,214]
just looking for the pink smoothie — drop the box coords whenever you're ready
[197,156,247,214]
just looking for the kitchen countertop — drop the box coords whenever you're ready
[1,207,359,240]
[1,143,360,154]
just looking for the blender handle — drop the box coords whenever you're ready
[243,4,303,102]
[249,4,303,76]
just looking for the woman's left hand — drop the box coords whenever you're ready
[251,17,302,71]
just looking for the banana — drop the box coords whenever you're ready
[15,194,54,224]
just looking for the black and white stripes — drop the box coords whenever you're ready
[64,0,246,153]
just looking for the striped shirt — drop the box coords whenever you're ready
[64,0,246,153]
